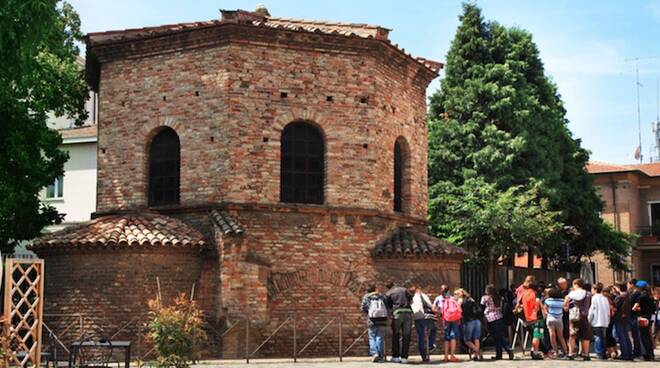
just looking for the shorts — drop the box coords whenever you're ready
[444,321,460,341]
[569,316,593,340]
[462,319,481,341]
[546,315,563,330]
[533,319,545,340]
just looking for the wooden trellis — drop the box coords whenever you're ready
[3,258,45,367]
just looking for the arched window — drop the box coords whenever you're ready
[148,127,180,206]
[393,137,409,213]
[280,122,324,204]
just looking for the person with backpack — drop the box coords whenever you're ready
[361,284,388,362]
[613,281,633,360]
[411,287,437,363]
[454,288,482,360]
[481,285,514,360]
[588,282,610,360]
[563,278,592,360]
[515,280,544,360]
[384,282,413,364]
[433,285,461,362]
[543,287,568,358]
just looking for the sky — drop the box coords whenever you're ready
[67,0,660,165]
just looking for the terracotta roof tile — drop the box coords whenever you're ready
[586,161,660,177]
[30,213,206,250]
[58,125,97,140]
[209,209,244,235]
[85,11,442,74]
[373,227,466,258]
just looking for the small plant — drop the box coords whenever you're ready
[147,294,207,368]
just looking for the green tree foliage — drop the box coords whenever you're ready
[0,1,88,253]
[429,3,631,268]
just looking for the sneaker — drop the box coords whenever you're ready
[491,356,502,360]
[421,358,430,363]
[429,344,438,353]
[508,351,515,360]
[531,352,544,360]
[567,355,575,360]
[582,355,591,361]
[391,357,401,363]
[400,358,408,364]
[372,354,380,362]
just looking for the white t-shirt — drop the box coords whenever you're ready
[588,293,610,328]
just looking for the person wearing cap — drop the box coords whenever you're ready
[633,280,655,361]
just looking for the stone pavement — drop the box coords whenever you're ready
[193,352,659,368]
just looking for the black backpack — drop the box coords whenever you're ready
[502,296,515,326]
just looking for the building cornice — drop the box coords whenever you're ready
[85,22,439,92]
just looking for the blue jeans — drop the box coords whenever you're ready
[462,319,481,341]
[614,322,633,359]
[368,325,386,357]
[487,319,512,357]
[593,327,606,358]
[415,319,437,359]
[630,318,643,357]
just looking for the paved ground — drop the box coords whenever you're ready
[193,352,659,367]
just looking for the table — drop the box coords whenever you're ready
[68,340,131,368]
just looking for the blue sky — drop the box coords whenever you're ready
[68,0,660,164]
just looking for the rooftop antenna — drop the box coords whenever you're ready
[653,78,660,162]
[625,57,648,163]
[636,63,643,163]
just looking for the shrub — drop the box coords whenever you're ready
[147,294,207,368]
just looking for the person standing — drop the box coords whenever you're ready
[361,284,388,362]
[411,287,437,363]
[633,281,655,361]
[564,278,592,361]
[628,279,643,359]
[384,282,413,364]
[613,282,633,360]
[588,282,610,360]
[603,286,619,359]
[543,287,568,357]
[557,277,570,342]
[434,286,461,362]
[456,288,482,361]
[481,284,514,360]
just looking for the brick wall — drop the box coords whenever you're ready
[96,30,429,218]
[37,249,203,350]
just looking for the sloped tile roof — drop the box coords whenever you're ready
[373,227,467,258]
[30,213,206,250]
[208,209,244,235]
[586,161,660,177]
[85,11,442,74]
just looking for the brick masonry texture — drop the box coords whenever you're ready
[37,11,463,358]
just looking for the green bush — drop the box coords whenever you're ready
[147,294,207,368]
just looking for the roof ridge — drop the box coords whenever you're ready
[266,17,387,30]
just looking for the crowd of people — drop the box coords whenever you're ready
[360,277,660,363]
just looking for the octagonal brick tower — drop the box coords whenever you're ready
[33,7,465,357]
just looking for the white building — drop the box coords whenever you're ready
[41,125,97,230]
[14,88,98,257]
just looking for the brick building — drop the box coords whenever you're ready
[586,161,660,286]
[31,7,465,357]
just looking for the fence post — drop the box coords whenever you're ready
[293,316,297,363]
[245,317,250,364]
[338,316,342,362]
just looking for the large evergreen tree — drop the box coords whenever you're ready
[429,3,630,269]
[0,1,88,253]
